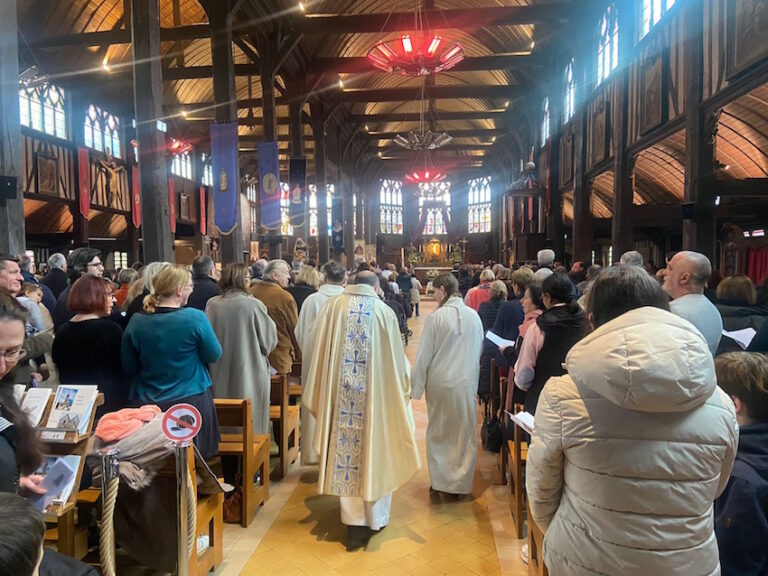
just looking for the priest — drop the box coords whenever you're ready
[304,271,421,548]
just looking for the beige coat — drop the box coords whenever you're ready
[249,280,301,374]
[527,307,738,576]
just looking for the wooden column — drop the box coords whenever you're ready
[355,185,364,239]
[310,101,329,264]
[0,0,24,255]
[683,0,716,262]
[126,216,140,264]
[547,81,565,260]
[130,0,173,263]
[571,109,592,263]
[289,102,307,241]
[343,173,355,268]
[611,7,635,259]
[209,1,244,263]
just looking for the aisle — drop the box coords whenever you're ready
[218,299,527,576]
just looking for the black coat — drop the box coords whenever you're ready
[492,299,525,370]
[186,274,221,311]
[477,298,504,400]
[286,283,317,314]
[40,268,68,299]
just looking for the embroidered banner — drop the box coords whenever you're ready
[199,186,207,236]
[258,141,281,230]
[168,177,176,234]
[331,189,343,253]
[289,157,306,227]
[131,165,141,228]
[77,147,91,218]
[210,123,239,234]
[328,295,373,496]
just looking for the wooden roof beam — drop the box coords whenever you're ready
[350,110,508,123]
[313,54,538,74]
[27,24,220,48]
[361,128,505,140]
[328,85,525,102]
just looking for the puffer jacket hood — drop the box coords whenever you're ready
[566,306,716,413]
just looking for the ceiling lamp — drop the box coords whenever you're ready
[394,130,453,151]
[367,34,465,76]
[404,169,447,185]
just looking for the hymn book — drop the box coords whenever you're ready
[45,385,98,434]
[20,388,51,427]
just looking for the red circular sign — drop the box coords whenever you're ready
[161,403,202,443]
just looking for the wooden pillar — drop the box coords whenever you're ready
[0,0,24,255]
[612,8,635,259]
[343,173,355,268]
[310,101,329,264]
[571,109,592,263]
[355,185,364,239]
[547,88,565,260]
[209,1,244,263]
[289,102,307,241]
[70,205,89,248]
[130,0,173,263]
[683,0,716,262]
[126,216,140,263]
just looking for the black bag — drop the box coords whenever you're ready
[481,401,502,453]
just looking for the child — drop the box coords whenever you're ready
[16,283,46,335]
[0,493,45,576]
[714,352,768,576]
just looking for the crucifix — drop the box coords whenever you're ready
[98,148,124,208]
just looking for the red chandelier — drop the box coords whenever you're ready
[404,169,447,185]
[367,34,465,76]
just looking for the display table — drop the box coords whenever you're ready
[413,266,453,287]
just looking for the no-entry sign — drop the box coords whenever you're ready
[161,403,202,443]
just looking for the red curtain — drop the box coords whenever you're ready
[168,177,176,234]
[77,147,91,218]
[131,165,141,228]
[747,247,768,285]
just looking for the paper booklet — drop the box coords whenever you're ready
[505,410,535,434]
[485,330,516,349]
[29,455,79,512]
[13,384,25,405]
[46,385,98,434]
[722,328,757,350]
[20,388,51,427]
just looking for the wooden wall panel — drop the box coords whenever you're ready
[21,132,76,201]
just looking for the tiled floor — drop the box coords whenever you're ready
[215,299,529,576]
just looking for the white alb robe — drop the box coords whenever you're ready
[295,283,345,464]
[411,296,483,494]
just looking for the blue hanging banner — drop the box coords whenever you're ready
[331,187,343,253]
[289,157,306,227]
[210,123,239,234]
[258,141,281,230]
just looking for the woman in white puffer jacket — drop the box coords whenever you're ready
[526,265,739,576]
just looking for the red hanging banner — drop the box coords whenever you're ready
[199,187,207,236]
[77,147,91,218]
[131,165,141,228]
[168,177,177,234]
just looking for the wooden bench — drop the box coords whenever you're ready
[493,359,508,486]
[508,404,529,539]
[270,374,300,478]
[288,362,303,400]
[215,399,270,527]
[527,500,548,576]
[188,445,224,576]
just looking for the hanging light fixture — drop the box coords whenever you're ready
[367,34,465,76]
[404,169,447,185]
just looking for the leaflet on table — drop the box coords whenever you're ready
[485,330,516,349]
[20,388,51,427]
[505,410,535,434]
[46,385,98,434]
[28,455,79,512]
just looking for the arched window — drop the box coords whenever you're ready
[19,83,67,139]
[280,182,293,236]
[200,153,213,187]
[597,4,619,85]
[541,97,550,147]
[468,177,492,233]
[418,181,451,236]
[308,184,333,237]
[84,105,121,157]
[641,0,675,39]
[379,179,403,235]
[246,182,258,233]
[169,138,193,180]
[564,59,576,123]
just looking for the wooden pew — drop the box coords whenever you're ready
[493,359,508,486]
[507,405,528,539]
[527,500,549,576]
[188,445,224,576]
[270,374,300,478]
[215,399,270,527]
[288,362,303,400]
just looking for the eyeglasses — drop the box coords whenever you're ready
[2,348,26,362]
[87,261,104,268]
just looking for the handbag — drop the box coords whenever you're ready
[481,400,502,453]
[222,473,242,524]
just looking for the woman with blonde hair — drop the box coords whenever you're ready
[121,264,222,457]
[206,263,277,435]
[286,265,320,314]
[123,261,170,320]
[412,273,483,496]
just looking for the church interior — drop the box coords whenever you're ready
[2,0,768,575]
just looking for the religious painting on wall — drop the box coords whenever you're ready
[639,51,666,135]
[560,129,574,188]
[180,193,192,221]
[36,154,58,196]
[590,100,611,168]
[727,0,768,78]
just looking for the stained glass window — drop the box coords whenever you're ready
[379,179,403,235]
[564,59,575,123]
[641,0,675,39]
[541,97,550,147]
[309,184,333,237]
[84,105,121,157]
[170,138,193,180]
[597,4,619,85]
[418,181,451,236]
[468,176,492,234]
[201,153,213,187]
[19,83,67,139]
[280,182,293,236]
[250,204,259,234]
[246,182,258,203]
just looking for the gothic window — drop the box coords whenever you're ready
[309,184,333,237]
[597,4,619,85]
[468,177,492,234]
[640,0,675,39]
[418,181,451,236]
[250,204,259,235]
[169,138,193,180]
[379,179,403,235]
[84,105,121,158]
[246,182,259,233]
[353,193,358,236]
[200,153,213,187]
[541,97,550,146]
[564,59,576,123]
[19,83,67,139]
[280,182,293,236]
[246,182,258,203]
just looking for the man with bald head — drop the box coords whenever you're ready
[303,267,420,548]
[662,250,722,355]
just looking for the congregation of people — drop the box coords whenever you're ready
[0,245,767,575]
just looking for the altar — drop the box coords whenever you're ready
[409,237,462,287]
